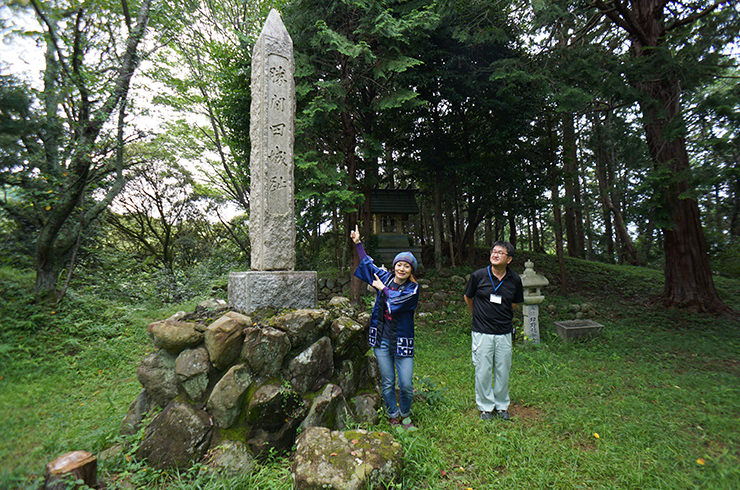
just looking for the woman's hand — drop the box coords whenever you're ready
[371,273,385,291]
[350,224,361,244]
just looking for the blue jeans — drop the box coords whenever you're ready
[374,338,413,418]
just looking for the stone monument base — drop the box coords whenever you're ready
[228,271,317,313]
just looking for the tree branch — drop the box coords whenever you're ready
[665,0,726,31]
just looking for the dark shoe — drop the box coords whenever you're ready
[389,417,400,426]
[496,410,511,421]
[480,411,494,420]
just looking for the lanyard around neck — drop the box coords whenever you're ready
[487,266,505,294]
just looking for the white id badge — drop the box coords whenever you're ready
[490,294,502,304]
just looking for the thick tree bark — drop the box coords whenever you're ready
[594,0,729,312]
[642,86,725,310]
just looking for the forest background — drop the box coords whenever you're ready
[0,0,739,487]
[1,0,738,310]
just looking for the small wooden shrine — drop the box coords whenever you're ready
[369,189,423,269]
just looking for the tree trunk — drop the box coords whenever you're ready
[508,212,517,248]
[433,180,443,270]
[594,0,729,312]
[639,79,726,310]
[484,215,492,247]
[447,209,456,268]
[548,116,568,294]
[44,451,97,490]
[593,112,639,265]
[583,193,594,259]
[32,0,152,298]
[562,112,583,258]
[731,168,740,238]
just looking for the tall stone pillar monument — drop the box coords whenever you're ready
[228,9,317,313]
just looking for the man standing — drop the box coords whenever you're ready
[464,241,524,421]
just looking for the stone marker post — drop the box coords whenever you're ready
[520,260,549,344]
[228,9,317,313]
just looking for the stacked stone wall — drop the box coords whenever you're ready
[125,298,380,470]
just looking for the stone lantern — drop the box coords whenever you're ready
[520,260,549,343]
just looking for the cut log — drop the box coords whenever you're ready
[44,450,97,490]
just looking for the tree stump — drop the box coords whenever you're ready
[44,451,97,490]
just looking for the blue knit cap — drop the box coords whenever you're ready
[393,251,417,271]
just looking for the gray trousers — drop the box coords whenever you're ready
[472,331,512,412]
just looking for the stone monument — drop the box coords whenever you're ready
[228,9,317,313]
[520,260,548,344]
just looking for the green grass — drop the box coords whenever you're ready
[1,258,738,488]
[409,309,739,488]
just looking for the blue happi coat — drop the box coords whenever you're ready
[354,255,419,357]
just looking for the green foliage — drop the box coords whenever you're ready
[1,254,739,487]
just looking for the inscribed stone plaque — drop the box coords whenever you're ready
[250,9,296,271]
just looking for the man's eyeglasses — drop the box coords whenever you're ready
[491,251,508,256]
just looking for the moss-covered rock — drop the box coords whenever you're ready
[292,427,402,489]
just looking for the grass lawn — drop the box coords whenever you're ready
[1,257,738,488]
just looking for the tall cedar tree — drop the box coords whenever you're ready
[593,0,735,312]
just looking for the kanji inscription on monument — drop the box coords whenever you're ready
[228,9,317,313]
[250,9,296,271]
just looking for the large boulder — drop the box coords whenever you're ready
[241,326,291,376]
[175,346,211,401]
[356,312,371,327]
[191,298,229,319]
[244,384,308,457]
[350,393,381,425]
[328,296,351,309]
[204,440,255,476]
[120,389,152,436]
[135,401,212,470]
[205,312,250,370]
[206,364,254,428]
[136,350,179,408]
[246,384,306,430]
[336,359,363,398]
[147,319,203,355]
[271,309,328,348]
[299,384,348,430]
[246,384,308,456]
[329,316,364,358]
[292,427,403,490]
[286,336,334,393]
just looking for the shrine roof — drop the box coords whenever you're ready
[369,189,419,214]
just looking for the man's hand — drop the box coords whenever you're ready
[350,224,361,244]
[464,295,474,313]
[371,273,385,291]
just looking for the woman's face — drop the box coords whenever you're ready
[394,261,412,280]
